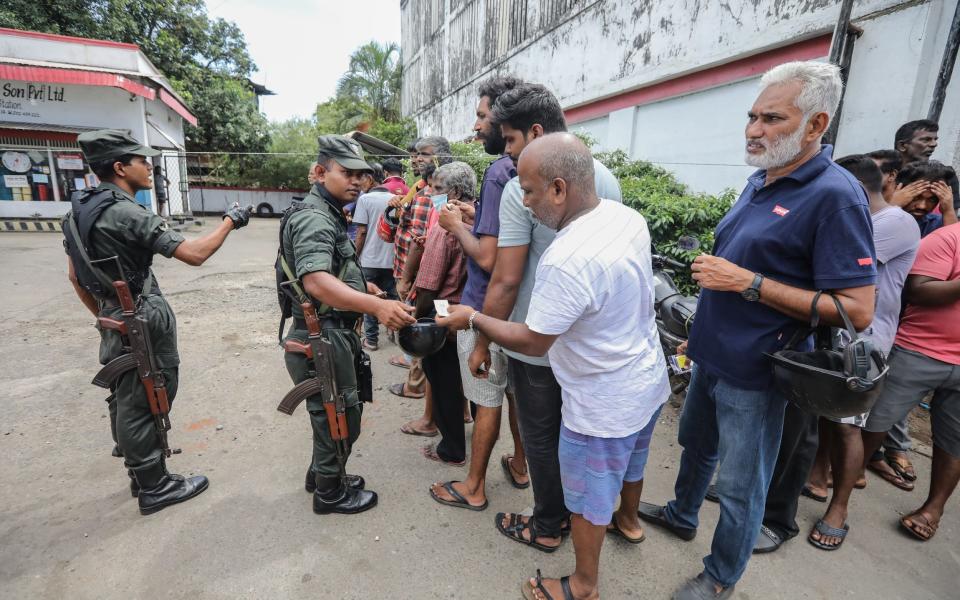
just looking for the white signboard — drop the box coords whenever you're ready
[57,155,84,170]
[1,82,66,121]
[3,175,30,188]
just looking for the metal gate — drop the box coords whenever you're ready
[159,152,189,216]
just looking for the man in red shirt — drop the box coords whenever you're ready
[862,223,960,541]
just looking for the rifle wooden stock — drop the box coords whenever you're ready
[96,316,127,334]
[92,353,137,388]
[114,280,136,313]
[282,339,312,358]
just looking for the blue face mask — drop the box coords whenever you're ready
[430,193,448,210]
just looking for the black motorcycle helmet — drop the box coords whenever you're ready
[766,292,888,420]
[398,317,448,358]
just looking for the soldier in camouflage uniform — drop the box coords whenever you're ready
[280,135,415,514]
[65,129,250,515]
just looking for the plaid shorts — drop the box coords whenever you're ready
[456,330,509,407]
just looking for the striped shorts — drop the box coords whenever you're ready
[559,406,662,526]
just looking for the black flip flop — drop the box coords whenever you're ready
[637,501,696,541]
[606,514,645,544]
[521,569,573,600]
[801,486,828,503]
[807,519,849,551]
[429,481,487,511]
[496,513,561,553]
[501,454,530,489]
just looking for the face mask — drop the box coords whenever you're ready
[430,193,448,210]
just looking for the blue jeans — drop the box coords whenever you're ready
[360,267,397,343]
[663,365,786,588]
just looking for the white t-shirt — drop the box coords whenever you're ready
[525,199,669,438]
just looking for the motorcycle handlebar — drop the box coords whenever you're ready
[654,255,688,270]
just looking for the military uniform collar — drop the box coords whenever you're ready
[97,181,137,202]
[305,183,349,226]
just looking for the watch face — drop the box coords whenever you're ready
[2,151,32,173]
[741,288,760,302]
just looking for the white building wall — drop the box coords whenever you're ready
[403,0,959,194]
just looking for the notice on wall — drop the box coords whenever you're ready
[57,155,84,171]
[1,82,67,121]
[31,173,49,184]
[73,178,87,190]
[3,175,29,188]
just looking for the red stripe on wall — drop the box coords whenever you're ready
[0,27,140,50]
[0,64,157,99]
[159,89,198,127]
[565,34,832,124]
[0,127,78,142]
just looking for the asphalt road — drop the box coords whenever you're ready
[1,219,956,599]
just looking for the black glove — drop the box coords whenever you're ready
[223,204,251,229]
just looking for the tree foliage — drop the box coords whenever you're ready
[336,41,403,123]
[0,0,268,153]
[595,149,736,295]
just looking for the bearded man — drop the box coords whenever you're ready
[638,61,877,599]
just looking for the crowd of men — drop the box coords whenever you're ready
[65,57,959,600]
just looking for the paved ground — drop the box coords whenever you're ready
[1,219,957,599]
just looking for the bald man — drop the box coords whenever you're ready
[438,133,669,600]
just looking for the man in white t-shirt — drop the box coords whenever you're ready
[438,133,669,600]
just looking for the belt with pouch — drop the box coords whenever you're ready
[293,315,358,331]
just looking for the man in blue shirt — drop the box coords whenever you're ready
[638,61,877,600]
[428,76,529,509]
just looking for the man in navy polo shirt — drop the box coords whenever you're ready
[638,61,877,600]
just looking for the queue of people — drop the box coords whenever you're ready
[66,57,958,600]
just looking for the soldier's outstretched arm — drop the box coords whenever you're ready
[302,271,415,330]
[172,206,249,266]
[67,256,100,316]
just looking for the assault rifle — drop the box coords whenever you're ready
[277,282,349,480]
[91,257,179,457]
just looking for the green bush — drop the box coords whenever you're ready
[595,149,736,295]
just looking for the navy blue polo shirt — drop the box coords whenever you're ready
[687,145,877,390]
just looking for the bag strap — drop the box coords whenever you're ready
[64,213,116,294]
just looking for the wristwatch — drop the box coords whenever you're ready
[741,273,764,302]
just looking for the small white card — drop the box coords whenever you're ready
[433,299,449,317]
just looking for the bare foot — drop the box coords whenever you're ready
[609,509,644,541]
[504,454,530,487]
[400,417,437,437]
[810,507,849,548]
[525,574,598,600]
[901,507,941,541]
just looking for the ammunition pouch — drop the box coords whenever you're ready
[356,350,373,403]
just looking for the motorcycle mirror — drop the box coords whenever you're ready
[677,235,700,251]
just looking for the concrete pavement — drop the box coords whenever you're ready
[1,219,956,599]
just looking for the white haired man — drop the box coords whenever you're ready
[638,61,877,599]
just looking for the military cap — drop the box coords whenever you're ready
[77,129,161,164]
[317,135,371,172]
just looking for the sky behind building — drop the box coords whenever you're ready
[206,0,402,123]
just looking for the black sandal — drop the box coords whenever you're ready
[496,513,561,553]
[521,569,574,600]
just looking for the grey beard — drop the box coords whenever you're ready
[745,123,807,170]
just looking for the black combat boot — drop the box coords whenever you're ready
[305,469,365,493]
[128,469,140,498]
[135,460,209,516]
[312,475,377,515]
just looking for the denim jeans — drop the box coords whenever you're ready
[663,365,787,588]
[360,267,397,343]
[508,357,568,538]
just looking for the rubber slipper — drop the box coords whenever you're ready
[753,525,784,554]
[886,452,918,482]
[420,445,464,466]
[501,454,530,489]
[388,355,411,369]
[807,519,849,551]
[521,570,573,600]
[400,422,438,437]
[606,514,645,544]
[497,513,561,553]
[389,382,424,399]
[637,501,696,541]
[801,486,828,503]
[867,459,915,491]
[900,511,938,541]
[429,481,487,511]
